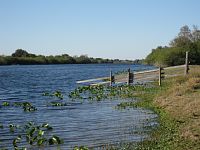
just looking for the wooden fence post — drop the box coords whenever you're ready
[110,70,114,86]
[130,72,134,84]
[110,70,112,86]
[159,67,165,86]
[127,68,130,85]
[185,51,189,75]
[159,67,161,86]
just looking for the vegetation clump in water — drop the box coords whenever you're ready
[0,121,63,149]
[42,90,64,100]
[1,101,37,112]
[69,84,148,101]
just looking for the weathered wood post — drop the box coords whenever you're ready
[159,67,164,86]
[130,72,134,84]
[127,68,134,85]
[127,68,130,85]
[159,67,161,86]
[185,51,189,75]
[110,70,114,86]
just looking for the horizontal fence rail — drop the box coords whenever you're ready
[76,77,109,84]
[76,65,188,86]
[76,52,189,86]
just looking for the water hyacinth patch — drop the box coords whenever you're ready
[1,121,63,149]
[2,101,10,106]
[9,123,20,133]
[69,85,146,101]
[1,101,37,112]
[12,135,22,149]
[11,102,37,112]
[73,146,89,150]
[41,123,53,130]
[53,91,64,99]
[23,105,37,112]
[42,90,64,100]
[48,135,63,145]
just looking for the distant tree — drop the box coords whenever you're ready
[178,25,192,38]
[170,25,192,47]
[12,49,30,57]
[75,55,92,64]
[192,25,200,42]
[62,54,69,57]
[169,25,200,47]
[0,56,6,65]
[145,25,200,66]
[0,49,134,65]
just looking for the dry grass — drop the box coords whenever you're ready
[154,66,200,142]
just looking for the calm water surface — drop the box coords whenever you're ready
[0,64,157,149]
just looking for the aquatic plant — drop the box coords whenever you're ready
[73,146,89,150]
[41,123,53,130]
[1,121,63,149]
[69,84,143,101]
[13,135,23,149]
[1,101,37,112]
[53,91,63,99]
[48,135,63,145]
[14,102,37,112]
[50,102,66,106]
[2,101,10,106]
[42,90,64,100]
[9,123,19,133]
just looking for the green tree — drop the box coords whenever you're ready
[12,49,30,57]
[145,25,200,66]
[74,55,92,64]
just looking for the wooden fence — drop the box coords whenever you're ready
[77,52,189,86]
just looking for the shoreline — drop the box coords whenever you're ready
[119,65,200,149]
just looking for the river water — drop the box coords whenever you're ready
[0,64,157,149]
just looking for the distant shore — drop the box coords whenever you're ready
[0,49,142,66]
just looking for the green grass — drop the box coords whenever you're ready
[113,81,179,149]
[115,66,200,150]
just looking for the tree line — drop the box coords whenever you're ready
[145,25,200,67]
[0,49,137,65]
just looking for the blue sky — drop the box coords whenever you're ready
[0,0,200,59]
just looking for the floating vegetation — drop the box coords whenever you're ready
[2,101,10,106]
[50,102,66,107]
[13,135,23,149]
[9,123,20,133]
[1,101,37,112]
[1,122,63,149]
[69,84,147,101]
[116,101,137,109]
[73,146,89,150]
[48,135,63,145]
[42,90,64,100]
[53,91,64,99]
[0,81,157,149]
[42,91,67,106]
[23,105,37,112]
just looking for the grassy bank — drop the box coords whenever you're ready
[119,65,200,150]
